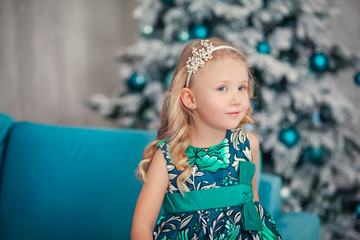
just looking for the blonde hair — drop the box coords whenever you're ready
[136,37,256,193]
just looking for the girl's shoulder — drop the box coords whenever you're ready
[246,131,259,148]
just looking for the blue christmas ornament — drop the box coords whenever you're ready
[356,203,360,218]
[304,147,324,164]
[164,70,174,89]
[309,52,330,73]
[256,41,270,54]
[178,29,190,42]
[190,23,209,39]
[278,127,300,148]
[127,73,146,91]
[354,71,360,86]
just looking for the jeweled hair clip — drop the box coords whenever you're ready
[185,39,240,87]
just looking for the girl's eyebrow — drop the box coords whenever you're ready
[218,80,248,84]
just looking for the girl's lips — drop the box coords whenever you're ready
[226,112,240,117]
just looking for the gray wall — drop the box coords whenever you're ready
[329,0,360,134]
[0,0,359,130]
[0,0,138,127]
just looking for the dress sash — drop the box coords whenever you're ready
[162,161,264,231]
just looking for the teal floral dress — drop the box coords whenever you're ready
[154,128,282,240]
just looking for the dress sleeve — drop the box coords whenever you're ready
[156,138,170,165]
[231,128,253,163]
[244,131,254,163]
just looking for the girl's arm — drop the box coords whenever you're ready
[247,132,260,202]
[131,148,169,240]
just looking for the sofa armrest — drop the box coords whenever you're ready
[259,173,282,218]
[0,113,14,166]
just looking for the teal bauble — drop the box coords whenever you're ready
[354,71,360,86]
[127,73,146,92]
[178,29,190,42]
[256,41,270,54]
[356,203,360,218]
[190,23,209,39]
[303,147,324,164]
[164,70,174,89]
[309,52,329,73]
[278,127,300,148]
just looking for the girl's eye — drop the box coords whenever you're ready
[217,87,226,92]
[239,86,247,91]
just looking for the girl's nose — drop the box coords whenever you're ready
[230,91,241,106]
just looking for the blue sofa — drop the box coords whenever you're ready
[0,113,320,239]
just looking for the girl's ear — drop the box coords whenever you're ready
[180,88,197,109]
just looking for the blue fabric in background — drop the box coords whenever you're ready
[0,114,13,166]
[0,118,156,239]
[0,112,320,240]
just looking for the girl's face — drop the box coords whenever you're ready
[190,56,250,132]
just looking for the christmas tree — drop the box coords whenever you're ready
[87,0,360,238]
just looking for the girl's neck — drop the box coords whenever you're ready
[189,125,227,148]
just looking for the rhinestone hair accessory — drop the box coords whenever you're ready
[185,39,240,87]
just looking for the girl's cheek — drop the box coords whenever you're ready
[244,99,250,108]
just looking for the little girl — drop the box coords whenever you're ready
[131,37,282,240]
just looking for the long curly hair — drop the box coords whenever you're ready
[136,37,257,193]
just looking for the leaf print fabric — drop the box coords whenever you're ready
[187,138,231,173]
[155,128,282,240]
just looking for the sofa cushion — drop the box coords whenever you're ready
[276,212,321,240]
[0,121,156,240]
